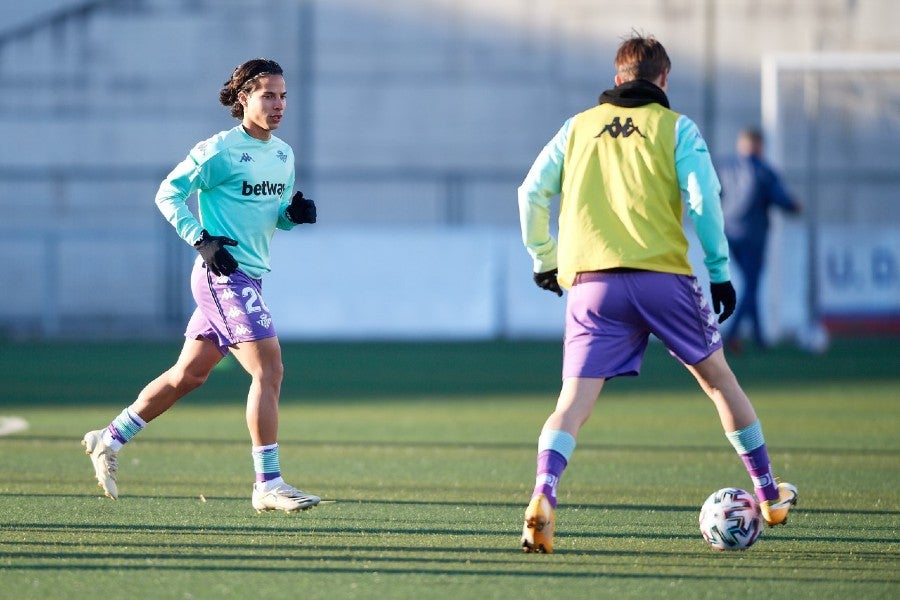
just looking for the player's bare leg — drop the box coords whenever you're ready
[132,337,224,421]
[523,377,605,553]
[231,337,320,512]
[687,348,797,525]
[83,337,221,499]
[543,377,606,436]
[230,337,283,447]
[685,348,757,431]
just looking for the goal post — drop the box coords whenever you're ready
[761,52,900,166]
[758,52,900,347]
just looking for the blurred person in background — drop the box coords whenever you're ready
[81,58,321,513]
[717,127,802,352]
[517,34,798,553]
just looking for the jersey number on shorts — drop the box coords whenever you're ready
[242,287,269,314]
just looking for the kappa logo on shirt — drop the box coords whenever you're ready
[240,153,254,162]
[276,150,288,163]
[595,117,646,139]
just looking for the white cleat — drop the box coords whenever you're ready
[252,481,320,513]
[82,430,118,499]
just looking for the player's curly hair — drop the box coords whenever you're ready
[614,33,671,83]
[219,58,284,119]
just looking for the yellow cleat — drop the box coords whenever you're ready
[521,494,555,553]
[760,482,798,526]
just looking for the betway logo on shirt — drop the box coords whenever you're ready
[241,180,286,197]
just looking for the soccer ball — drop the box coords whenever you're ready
[698,487,763,551]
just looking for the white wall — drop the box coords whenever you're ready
[5,220,892,341]
[261,224,838,342]
[264,227,566,339]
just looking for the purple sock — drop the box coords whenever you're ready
[739,444,778,502]
[533,449,567,508]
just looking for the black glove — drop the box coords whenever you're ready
[286,191,317,224]
[534,269,563,297]
[710,281,736,323]
[194,230,239,276]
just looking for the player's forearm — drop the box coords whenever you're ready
[518,123,567,273]
[275,173,299,230]
[682,171,730,283]
[155,192,204,245]
[519,187,558,273]
[676,117,731,283]
[155,162,204,245]
[276,203,296,231]
[695,220,731,283]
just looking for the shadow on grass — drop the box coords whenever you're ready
[2,535,897,584]
[4,435,900,458]
[3,496,897,582]
[8,560,891,584]
[3,492,899,519]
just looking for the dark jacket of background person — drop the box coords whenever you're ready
[716,128,801,348]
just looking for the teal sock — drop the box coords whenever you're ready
[252,443,282,484]
[538,429,576,460]
[101,407,146,451]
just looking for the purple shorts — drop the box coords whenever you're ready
[562,271,722,379]
[184,258,277,355]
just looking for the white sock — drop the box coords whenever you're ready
[261,476,285,490]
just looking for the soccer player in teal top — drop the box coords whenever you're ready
[82,58,321,513]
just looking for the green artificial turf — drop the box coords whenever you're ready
[1,338,897,598]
